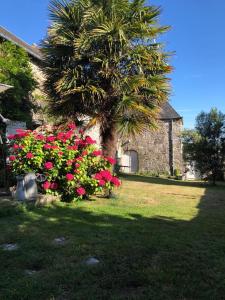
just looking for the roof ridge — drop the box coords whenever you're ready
[0,26,42,60]
[159,102,182,120]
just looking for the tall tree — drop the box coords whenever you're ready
[42,0,171,157]
[0,41,36,123]
[183,108,225,184]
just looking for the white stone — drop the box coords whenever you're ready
[24,269,38,275]
[1,243,18,251]
[85,257,100,266]
[53,237,66,245]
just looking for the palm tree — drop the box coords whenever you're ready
[42,0,171,158]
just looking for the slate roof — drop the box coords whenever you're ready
[159,102,182,120]
[0,26,42,60]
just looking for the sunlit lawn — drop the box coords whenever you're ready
[0,175,225,299]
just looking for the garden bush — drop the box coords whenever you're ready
[8,123,121,201]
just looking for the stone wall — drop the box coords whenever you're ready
[119,119,183,175]
[29,60,48,125]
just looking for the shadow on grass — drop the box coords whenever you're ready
[0,177,225,299]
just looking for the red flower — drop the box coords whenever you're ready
[74,169,80,174]
[99,170,112,181]
[7,134,15,140]
[94,173,102,180]
[51,145,59,150]
[43,181,51,190]
[13,144,20,149]
[43,144,52,150]
[46,135,56,142]
[58,151,63,156]
[44,162,53,169]
[50,182,58,190]
[75,163,80,168]
[35,134,45,140]
[66,160,73,166]
[66,173,74,181]
[106,157,116,165]
[67,145,78,151]
[92,150,102,156]
[85,136,96,144]
[64,130,73,140]
[98,179,105,186]
[82,150,88,156]
[111,176,121,187]
[76,187,86,196]
[26,152,34,159]
[68,122,76,130]
[9,155,16,161]
[76,156,83,162]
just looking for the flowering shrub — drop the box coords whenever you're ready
[8,124,121,201]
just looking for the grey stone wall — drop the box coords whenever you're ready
[120,119,183,175]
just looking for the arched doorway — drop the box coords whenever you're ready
[122,150,139,173]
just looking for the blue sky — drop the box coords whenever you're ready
[1,0,225,128]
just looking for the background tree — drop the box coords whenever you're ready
[0,41,36,123]
[183,108,225,184]
[42,0,171,157]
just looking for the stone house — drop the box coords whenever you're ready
[0,26,183,175]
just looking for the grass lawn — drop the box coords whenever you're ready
[0,175,225,300]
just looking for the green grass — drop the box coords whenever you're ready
[0,175,225,299]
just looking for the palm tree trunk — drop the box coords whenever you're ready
[100,122,117,159]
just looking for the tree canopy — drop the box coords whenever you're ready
[0,41,36,122]
[42,0,172,156]
[183,108,225,184]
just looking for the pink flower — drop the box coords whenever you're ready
[44,162,53,169]
[82,150,88,156]
[74,169,80,174]
[9,155,16,161]
[64,130,73,140]
[92,150,102,156]
[35,134,45,140]
[79,129,84,135]
[66,173,74,181]
[50,182,58,190]
[26,152,34,159]
[43,181,51,190]
[66,160,73,166]
[99,170,112,181]
[43,144,52,150]
[7,134,15,140]
[57,132,64,141]
[85,136,96,144]
[98,179,105,186]
[106,157,116,165]
[76,156,83,162]
[13,144,20,149]
[58,151,63,156]
[67,145,78,151]
[51,145,59,150]
[75,163,80,168]
[46,135,56,142]
[15,129,29,138]
[68,122,76,130]
[111,176,121,187]
[94,173,102,180]
[76,187,86,196]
